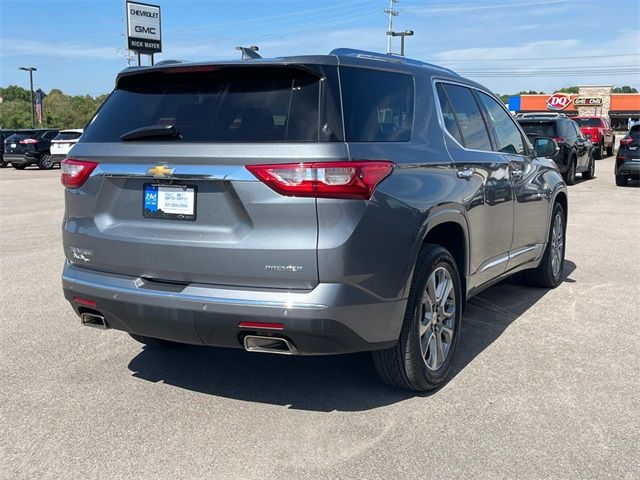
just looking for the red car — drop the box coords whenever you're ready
[574,116,615,159]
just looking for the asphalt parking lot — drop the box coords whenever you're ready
[1,154,638,480]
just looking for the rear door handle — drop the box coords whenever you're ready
[456,167,474,179]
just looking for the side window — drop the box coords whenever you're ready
[340,67,414,142]
[441,83,492,151]
[558,120,573,139]
[477,92,526,155]
[436,83,463,144]
[572,122,584,139]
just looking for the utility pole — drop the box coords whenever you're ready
[19,67,37,129]
[384,0,400,54]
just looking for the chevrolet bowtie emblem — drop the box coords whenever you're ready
[147,164,175,178]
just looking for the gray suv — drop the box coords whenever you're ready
[61,49,567,391]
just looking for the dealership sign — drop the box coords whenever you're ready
[546,92,573,111]
[574,97,603,106]
[126,1,161,54]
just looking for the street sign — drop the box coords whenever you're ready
[126,1,161,54]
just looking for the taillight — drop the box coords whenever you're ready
[20,138,39,144]
[552,137,565,144]
[61,158,98,188]
[246,161,394,200]
[620,136,634,146]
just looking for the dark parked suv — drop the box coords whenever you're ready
[517,113,594,185]
[61,49,568,391]
[616,124,640,186]
[3,128,59,169]
[1,129,25,167]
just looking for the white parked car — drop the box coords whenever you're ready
[50,129,83,165]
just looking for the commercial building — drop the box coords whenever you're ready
[508,85,640,130]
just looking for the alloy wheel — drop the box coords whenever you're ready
[418,266,456,371]
[550,213,564,278]
[40,154,53,169]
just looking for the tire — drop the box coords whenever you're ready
[606,143,614,157]
[523,203,566,288]
[582,154,595,179]
[563,157,577,185]
[12,164,27,170]
[594,144,603,160]
[372,244,462,391]
[38,153,54,170]
[128,333,183,348]
[0,161,7,168]
[615,175,628,187]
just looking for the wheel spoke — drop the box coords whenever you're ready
[435,332,445,368]
[426,273,437,305]
[427,333,438,369]
[439,276,453,310]
[420,327,433,358]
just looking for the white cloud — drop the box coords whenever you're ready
[0,38,118,60]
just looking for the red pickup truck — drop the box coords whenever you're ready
[574,116,615,159]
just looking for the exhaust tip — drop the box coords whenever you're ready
[80,312,108,330]
[243,335,297,355]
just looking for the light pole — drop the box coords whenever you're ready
[19,67,37,128]
[386,30,414,56]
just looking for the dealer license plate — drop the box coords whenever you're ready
[143,184,196,221]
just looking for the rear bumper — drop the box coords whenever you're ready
[617,160,640,178]
[3,154,29,165]
[62,263,405,354]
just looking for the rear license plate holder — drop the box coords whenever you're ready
[143,183,197,221]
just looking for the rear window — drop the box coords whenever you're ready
[54,132,82,141]
[519,122,557,138]
[340,67,414,142]
[5,131,35,140]
[82,67,328,143]
[574,118,602,127]
[630,125,640,139]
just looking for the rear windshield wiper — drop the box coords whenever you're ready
[120,124,182,141]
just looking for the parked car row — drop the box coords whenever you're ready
[516,113,595,185]
[1,128,83,169]
[616,124,640,186]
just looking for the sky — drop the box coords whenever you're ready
[1,0,639,97]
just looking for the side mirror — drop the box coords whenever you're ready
[534,137,560,158]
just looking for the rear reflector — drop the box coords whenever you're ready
[246,161,393,200]
[61,158,98,188]
[73,296,97,308]
[239,321,284,330]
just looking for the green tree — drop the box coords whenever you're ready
[0,85,107,129]
[612,86,638,93]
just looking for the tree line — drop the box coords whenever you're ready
[0,85,108,129]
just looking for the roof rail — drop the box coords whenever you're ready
[329,48,459,75]
[517,112,568,119]
[236,46,262,60]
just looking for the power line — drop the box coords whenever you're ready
[432,53,640,63]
